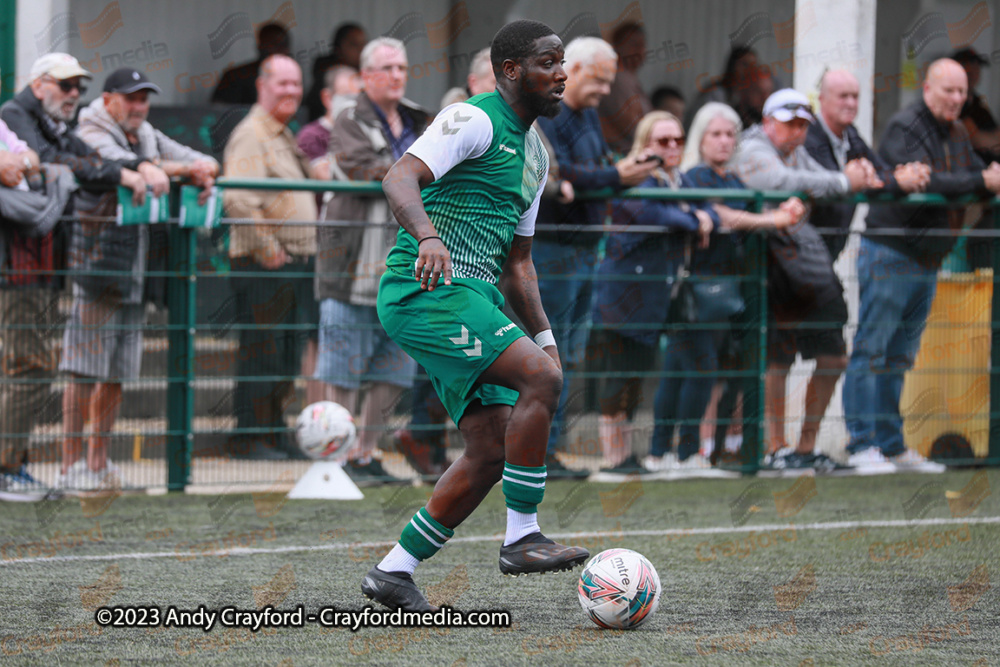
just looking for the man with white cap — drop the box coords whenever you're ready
[0,53,151,495]
[57,66,218,490]
[731,88,880,472]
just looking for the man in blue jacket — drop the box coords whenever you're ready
[535,36,657,476]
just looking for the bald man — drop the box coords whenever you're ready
[843,59,1000,473]
[805,69,930,258]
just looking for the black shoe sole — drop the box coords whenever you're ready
[499,551,590,577]
[361,587,438,612]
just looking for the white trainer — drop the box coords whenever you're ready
[847,448,897,475]
[890,449,946,474]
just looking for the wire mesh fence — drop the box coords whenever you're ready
[1,180,997,492]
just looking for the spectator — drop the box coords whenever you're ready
[315,37,428,485]
[1,53,149,491]
[0,116,75,500]
[644,102,804,474]
[222,55,318,460]
[297,65,361,211]
[806,69,930,258]
[212,23,292,105]
[598,22,652,153]
[62,68,218,489]
[844,59,1000,473]
[394,46,502,480]
[305,22,367,122]
[439,47,496,109]
[535,37,658,475]
[591,110,715,476]
[686,46,775,131]
[297,65,358,408]
[954,48,1000,164]
[651,86,685,121]
[732,88,880,471]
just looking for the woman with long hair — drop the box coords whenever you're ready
[591,111,714,475]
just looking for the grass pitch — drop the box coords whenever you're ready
[1,470,999,665]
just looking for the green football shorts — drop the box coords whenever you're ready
[377,269,524,423]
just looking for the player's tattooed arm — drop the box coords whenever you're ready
[383,155,452,290]
[501,234,558,364]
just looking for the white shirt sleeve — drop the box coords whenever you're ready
[406,103,493,180]
[515,169,547,237]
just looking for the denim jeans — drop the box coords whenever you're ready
[843,238,937,456]
[650,330,723,460]
[532,239,600,454]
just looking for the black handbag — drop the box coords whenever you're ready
[668,237,744,325]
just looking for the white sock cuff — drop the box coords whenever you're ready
[376,542,420,575]
[504,508,540,546]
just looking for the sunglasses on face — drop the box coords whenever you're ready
[653,136,685,147]
[51,79,87,95]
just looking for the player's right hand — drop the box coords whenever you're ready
[415,237,452,291]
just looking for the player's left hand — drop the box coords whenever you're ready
[415,237,452,291]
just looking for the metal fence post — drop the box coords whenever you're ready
[740,195,767,474]
[166,221,196,491]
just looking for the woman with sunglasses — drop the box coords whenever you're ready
[644,102,805,473]
[590,111,717,476]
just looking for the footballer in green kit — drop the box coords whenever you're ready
[363,20,590,612]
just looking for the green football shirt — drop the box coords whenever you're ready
[385,92,549,284]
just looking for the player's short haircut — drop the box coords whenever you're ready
[564,37,617,71]
[490,20,557,74]
[469,48,492,79]
[360,37,406,70]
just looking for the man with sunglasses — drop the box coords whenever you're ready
[0,53,149,495]
[733,88,880,473]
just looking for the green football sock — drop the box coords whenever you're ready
[502,462,546,513]
[398,507,455,561]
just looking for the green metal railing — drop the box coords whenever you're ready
[50,177,999,488]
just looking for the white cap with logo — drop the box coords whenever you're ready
[763,88,815,123]
[30,53,92,82]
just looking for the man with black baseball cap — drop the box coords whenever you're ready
[56,67,218,491]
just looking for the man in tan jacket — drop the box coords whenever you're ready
[223,54,317,460]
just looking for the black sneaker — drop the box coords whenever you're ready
[346,459,407,486]
[361,566,438,612]
[545,454,589,480]
[809,453,854,474]
[768,451,813,470]
[598,454,650,476]
[498,531,589,576]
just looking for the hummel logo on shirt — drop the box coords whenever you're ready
[499,144,516,155]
